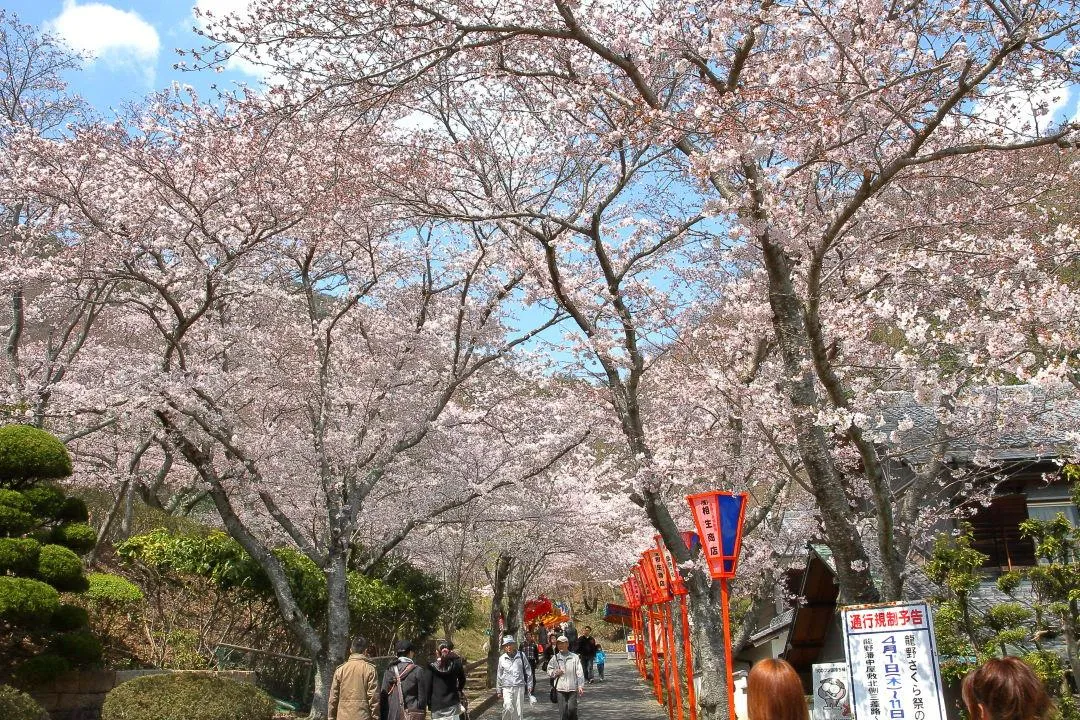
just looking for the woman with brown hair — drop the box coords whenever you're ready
[962,657,1053,720]
[746,659,809,720]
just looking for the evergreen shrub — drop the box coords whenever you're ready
[0,576,60,624]
[50,603,89,631]
[0,425,73,488]
[0,684,50,720]
[36,545,87,591]
[102,673,275,720]
[12,653,71,688]
[50,523,96,554]
[0,537,41,575]
[51,629,103,665]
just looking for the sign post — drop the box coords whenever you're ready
[840,601,948,720]
[812,662,853,720]
[656,532,695,720]
[687,492,747,720]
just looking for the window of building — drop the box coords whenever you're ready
[968,494,1036,569]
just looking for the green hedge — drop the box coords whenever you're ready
[50,523,96,554]
[0,684,49,720]
[102,673,275,720]
[85,573,144,606]
[52,629,103,665]
[0,576,60,624]
[0,503,35,536]
[36,544,86,591]
[0,537,41,575]
[13,653,71,688]
[51,603,89,631]
[0,425,72,488]
[58,497,89,523]
[21,486,65,521]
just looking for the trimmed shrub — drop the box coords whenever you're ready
[0,684,50,720]
[0,488,31,511]
[0,537,41,575]
[36,544,86,591]
[52,629,103,665]
[57,497,89,523]
[85,573,143,607]
[21,486,65,521]
[12,653,71,688]
[0,502,35,536]
[102,673,275,720]
[51,603,89,631]
[0,425,73,488]
[50,523,96,554]
[0,576,60,624]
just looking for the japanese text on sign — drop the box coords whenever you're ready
[841,601,947,720]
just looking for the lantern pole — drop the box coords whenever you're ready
[719,577,735,719]
[680,593,697,720]
[665,599,684,720]
[649,603,663,702]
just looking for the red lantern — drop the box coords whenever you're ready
[686,491,747,579]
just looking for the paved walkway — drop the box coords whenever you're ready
[479,657,669,720]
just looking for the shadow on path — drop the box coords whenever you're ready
[477,658,669,720]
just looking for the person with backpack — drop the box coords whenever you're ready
[549,635,585,720]
[428,640,467,720]
[496,635,535,720]
[382,640,429,720]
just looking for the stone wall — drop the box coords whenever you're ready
[30,669,256,720]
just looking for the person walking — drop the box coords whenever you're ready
[594,644,605,682]
[541,635,555,671]
[428,640,467,720]
[549,635,585,720]
[745,659,808,720]
[522,632,540,674]
[382,640,429,720]
[575,626,598,683]
[962,656,1052,720]
[329,636,380,720]
[496,635,535,720]
[563,621,578,647]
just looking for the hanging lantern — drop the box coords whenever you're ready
[686,491,747,579]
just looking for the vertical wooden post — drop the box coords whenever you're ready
[649,606,663,703]
[720,578,736,720]
[680,594,697,720]
[666,601,684,720]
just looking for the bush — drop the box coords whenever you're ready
[0,502,35,536]
[0,425,72,489]
[0,488,31,511]
[0,684,50,720]
[50,523,96,554]
[85,573,144,607]
[36,544,86,591]
[0,537,41,575]
[52,629,103,665]
[51,603,89,631]
[0,576,60,624]
[57,497,89,523]
[12,653,71,688]
[21,486,65,521]
[102,673,275,720]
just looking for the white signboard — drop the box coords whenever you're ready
[840,601,948,720]
[813,662,853,720]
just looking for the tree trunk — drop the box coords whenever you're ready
[487,553,513,686]
[310,552,351,719]
[1064,602,1080,692]
[686,572,730,720]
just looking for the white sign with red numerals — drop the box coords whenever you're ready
[840,601,948,720]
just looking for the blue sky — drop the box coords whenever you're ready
[3,0,1077,126]
[4,0,259,115]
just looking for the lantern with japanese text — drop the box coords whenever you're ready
[686,491,747,720]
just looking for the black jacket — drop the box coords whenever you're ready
[381,659,429,720]
[428,654,467,712]
[575,635,597,660]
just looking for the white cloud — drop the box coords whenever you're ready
[977,78,1073,136]
[47,0,159,75]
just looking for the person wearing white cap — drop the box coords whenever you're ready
[496,634,535,720]
[548,635,585,720]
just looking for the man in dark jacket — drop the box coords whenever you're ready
[428,640,467,720]
[574,626,598,683]
[382,640,429,720]
[521,632,540,673]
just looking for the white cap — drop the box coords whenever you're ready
[502,635,516,646]
[556,635,569,643]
